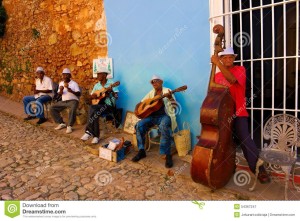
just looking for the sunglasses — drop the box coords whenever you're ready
[151,79,161,84]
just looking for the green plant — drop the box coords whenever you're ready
[32,28,40,39]
[0,48,32,96]
[5,85,13,94]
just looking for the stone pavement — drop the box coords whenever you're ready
[0,95,299,200]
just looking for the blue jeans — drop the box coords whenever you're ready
[136,114,172,155]
[23,95,52,118]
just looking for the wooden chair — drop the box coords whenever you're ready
[249,114,300,200]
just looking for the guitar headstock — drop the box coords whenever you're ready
[173,85,187,93]
[111,81,120,87]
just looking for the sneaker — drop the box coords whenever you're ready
[132,149,146,162]
[24,115,36,121]
[36,118,47,125]
[91,137,99,144]
[81,132,92,141]
[55,123,67,130]
[66,126,72,134]
[165,154,173,168]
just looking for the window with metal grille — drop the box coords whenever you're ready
[210,0,300,172]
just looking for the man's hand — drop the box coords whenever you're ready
[165,90,173,100]
[211,55,221,65]
[90,93,97,99]
[58,86,64,95]
[113,93,118,99]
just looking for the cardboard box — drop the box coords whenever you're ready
[99,143,131,162]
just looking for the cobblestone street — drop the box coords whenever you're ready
[0,111,248,201]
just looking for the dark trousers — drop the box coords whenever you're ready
[234,117,261,174]
[50,100,79,126]
[85,104,110,138]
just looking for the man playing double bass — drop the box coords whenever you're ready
[211,47,270,184]
[132,75,177,168]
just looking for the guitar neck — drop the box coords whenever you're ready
[153,90,176,102]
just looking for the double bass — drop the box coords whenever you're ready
[190,25,236,189]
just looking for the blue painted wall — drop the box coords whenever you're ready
[105,0,210,146]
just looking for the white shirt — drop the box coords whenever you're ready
[34,76,53,99]
[142,87,177,131]
[58,80,80,101]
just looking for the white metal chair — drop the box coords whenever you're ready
[249,114,300,200]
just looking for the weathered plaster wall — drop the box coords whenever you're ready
[0,0,107,101]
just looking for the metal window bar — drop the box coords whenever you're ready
[260,0,264,148]
[271,0,275,117]
[249,0,254,139]
[209,0,298,19]
[209,0,300,142]
[296,0,299,117]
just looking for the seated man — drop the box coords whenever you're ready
[23,67,53,124]
[81,68,119,144]
[50,68,81,134]
[132,75,177,168]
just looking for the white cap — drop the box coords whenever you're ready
[62,68,71,74]
[150,74,163,83]
[36,67,44,73]
[218,47,238,57]
[97,67,111,75]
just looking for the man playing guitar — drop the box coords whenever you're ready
[81,68,119,144]
[132,75,177,168]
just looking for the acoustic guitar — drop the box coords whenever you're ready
[91,81,120,105]
[134,85,187,119]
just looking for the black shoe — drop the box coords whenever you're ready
[24,116,36,120]
[132,149,146,162]
[258,171,271,184]
[165,154,173,168]
[36,118,47,125]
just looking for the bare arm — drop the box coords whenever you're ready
[67,87,81,97]
[211,55,237,84]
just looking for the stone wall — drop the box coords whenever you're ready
[0,0,108,102]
